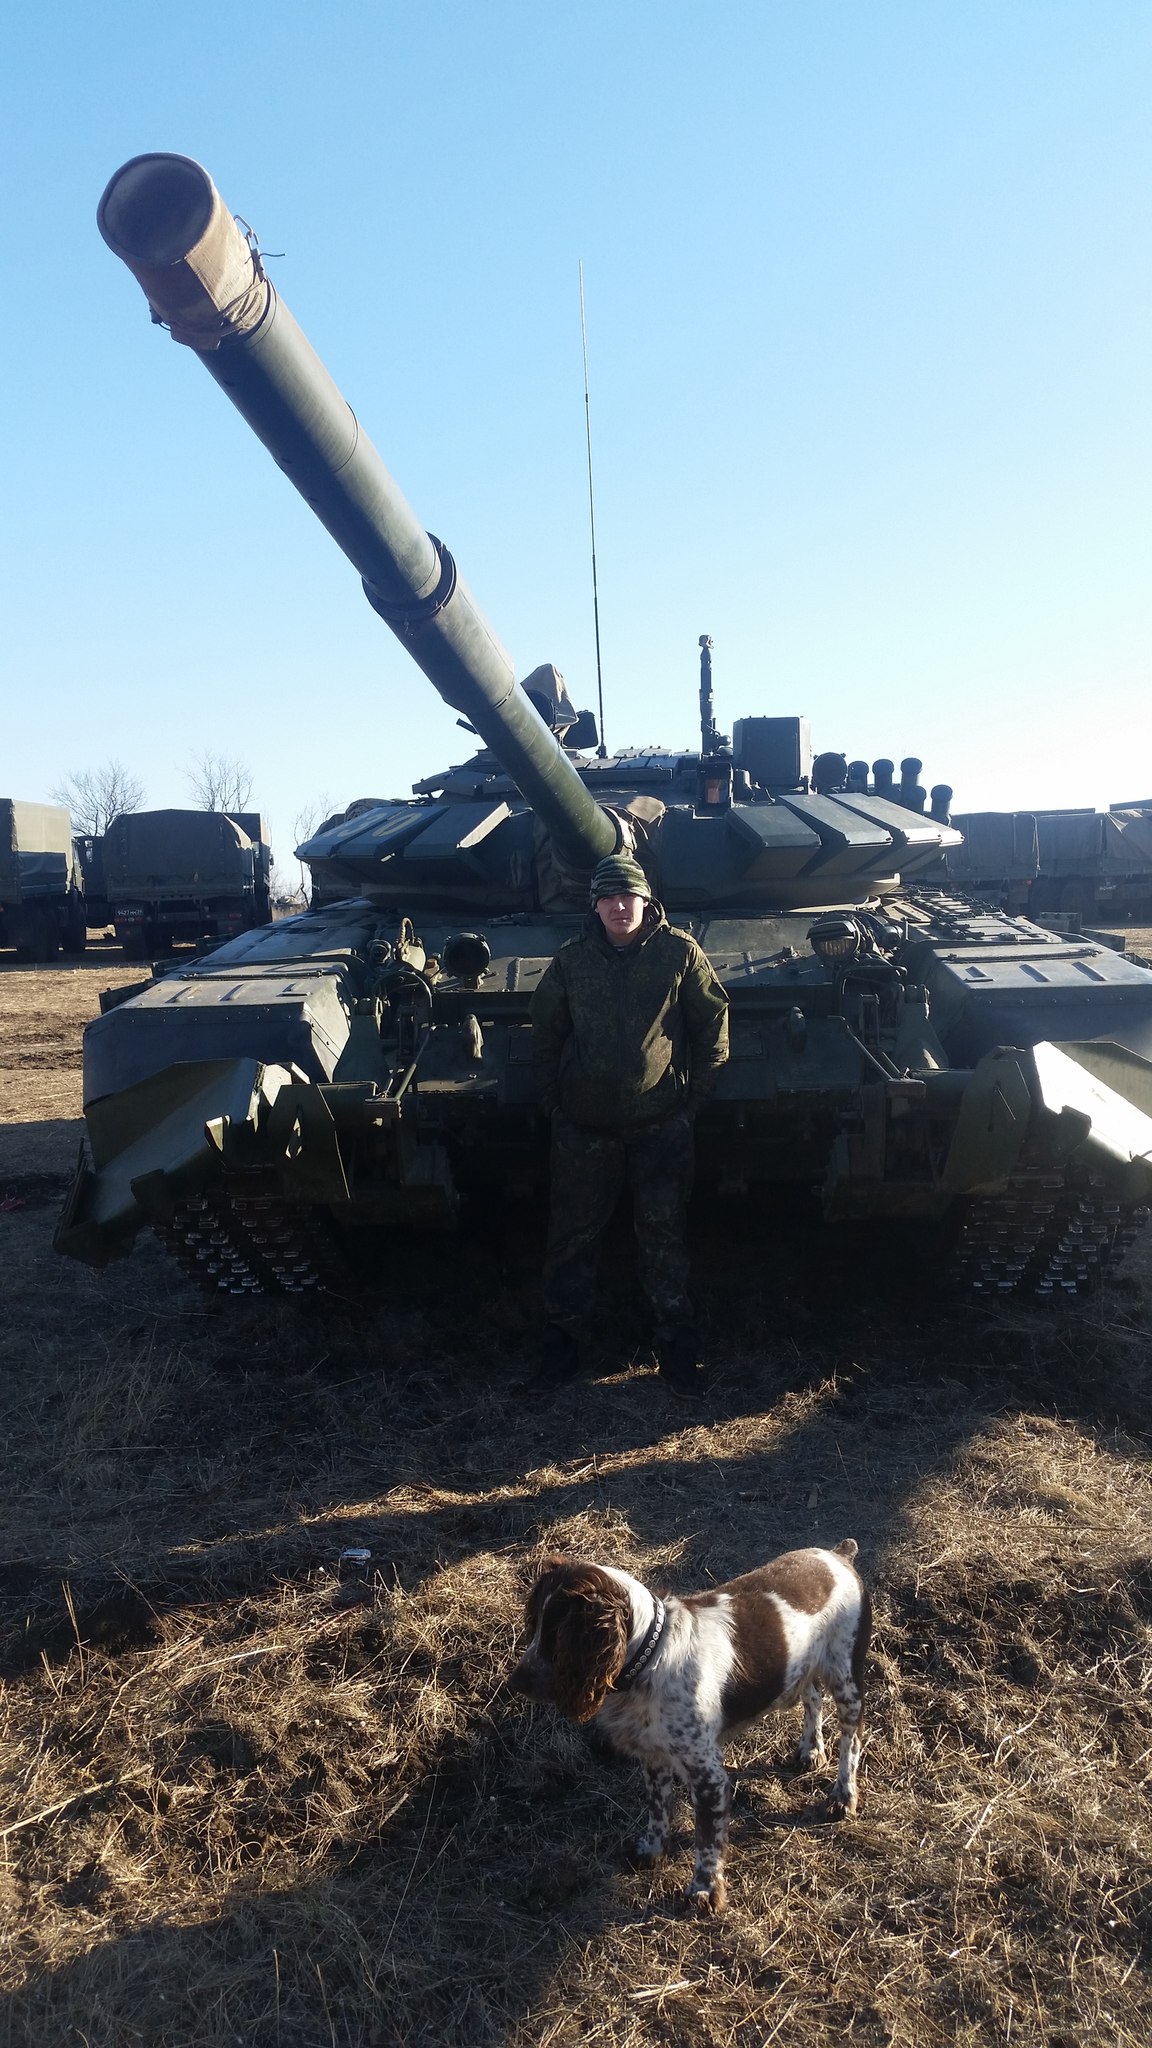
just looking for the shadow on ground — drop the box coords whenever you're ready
[2,1117,1150,2045]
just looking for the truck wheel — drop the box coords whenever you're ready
[61,899,88,955]
[1028,878,1060,915]
[121,929,148,961]
[14,907,57,963]
[1060,880,1096,923]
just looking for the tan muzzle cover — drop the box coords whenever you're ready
[98,153,269,350]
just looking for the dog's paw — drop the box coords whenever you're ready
[583,1724,620,1765]
[683,1876,728,1917]
[794,1741,828,1773]
[622,1835,665,1871]
[819,1786,859,1822]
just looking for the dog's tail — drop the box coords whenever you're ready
[832,1538,858,1562]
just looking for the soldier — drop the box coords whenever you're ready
[529,851,730,1396]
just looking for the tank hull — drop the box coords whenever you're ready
[58,888,1152,1300]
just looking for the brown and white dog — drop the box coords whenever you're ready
[509,1543,870,1914]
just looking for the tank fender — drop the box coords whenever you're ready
[1028,1041,1152,1200]
[54,1058,296,1265]
[940,1050,1034,1194]
[209,1080,350,1206]
[941,1040,1152,1200]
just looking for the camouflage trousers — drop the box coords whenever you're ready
[543,1111,695,1342]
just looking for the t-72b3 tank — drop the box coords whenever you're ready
[57,153,1152,1302]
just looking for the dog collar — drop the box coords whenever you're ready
[614,1597,666,1691]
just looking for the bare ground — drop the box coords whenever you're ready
[1,952,1150,2047]
[1093,923,1152,966]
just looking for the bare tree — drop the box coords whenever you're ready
[185,751,254,812]
[51,760,145,837]
[291,796,334,904]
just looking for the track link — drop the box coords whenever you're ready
[150,1174,1150,1303]
[949,1165,1150,1300]
[151,1192,329,1296]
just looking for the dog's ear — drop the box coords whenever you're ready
[523,1557,570,1637]
[551,1580,630,1723]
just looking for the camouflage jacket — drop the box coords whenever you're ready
[530,903,730,1129]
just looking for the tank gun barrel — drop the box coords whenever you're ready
[97,154,617,867]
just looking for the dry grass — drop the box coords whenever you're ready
[1,956,1151,2046]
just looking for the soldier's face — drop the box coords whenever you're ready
[596,891,646,944]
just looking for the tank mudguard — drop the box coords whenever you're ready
[939,1037,1152,1199]
[55,1058,296,1265]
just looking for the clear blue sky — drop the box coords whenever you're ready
[4,1,1150,876]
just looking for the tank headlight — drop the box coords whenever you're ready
[443,931,492,985]
[807,915,863,966]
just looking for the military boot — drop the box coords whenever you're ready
[519,1324,585,1398]
[657,1331,711,1398]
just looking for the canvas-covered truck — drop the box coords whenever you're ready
[73,834,111,930]
[1028,809,1152,923]
[104,809,272,958]
[0,800,87,960]
[944,812,1040,911]
[946,808,1152,922]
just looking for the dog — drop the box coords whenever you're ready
[508,1542,870,1914]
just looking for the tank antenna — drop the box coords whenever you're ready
[699,634,718,754]
[579,262,608,757]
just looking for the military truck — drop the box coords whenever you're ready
[944,812,1040,912]
[73,834,111,931]
[947,808,1152,922]
[1028,809,1152,923]
[0,800,87,960]
[103,808,272,958]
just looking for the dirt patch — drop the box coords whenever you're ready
[1093,922,1152,966]
[0,952,142,1165]
[1,961,1150,2045]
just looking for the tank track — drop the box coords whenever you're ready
[949,1165,1150,1300]
[150,1173,1150,1303]
[150,1192,330,1296]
